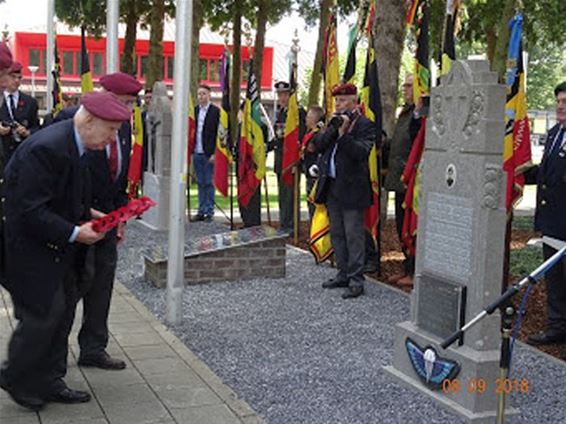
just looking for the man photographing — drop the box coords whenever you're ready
[315,83,375,299]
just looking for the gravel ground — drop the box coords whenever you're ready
[117,220,566,424]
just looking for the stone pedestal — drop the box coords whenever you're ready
[141,81,173,231]
[385,60,518,423]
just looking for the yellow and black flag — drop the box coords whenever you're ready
[322,7,340,119]
[51,37,63,115]
[440,0,459,78]
[80,26,93,94]
[503,12,532,210]
[360,31,382,243]
[412,0,430,104]
[214,49,232,197]
[342,24,357,84]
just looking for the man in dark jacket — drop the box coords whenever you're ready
[192,84,220,222]
[0,62,40,164]
[76,72,142,370]
[271,81,306,235]
[316,83,374,299]
[525,81,566,346]
[0,92,130,411]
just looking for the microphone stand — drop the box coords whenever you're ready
[441,242,566,424]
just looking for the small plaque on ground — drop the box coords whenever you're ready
[416,273,466,341]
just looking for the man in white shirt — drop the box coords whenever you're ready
[192,84,220,222]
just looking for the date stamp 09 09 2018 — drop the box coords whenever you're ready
[441,378,530,395]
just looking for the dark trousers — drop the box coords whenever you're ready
[78,236,118,357]
[1,271,79,397]
[193,153,215,217]
[239,185,261,227]
[543,243,566,333]
[326,181,365,288]
[306,175,316,220]
[394,190,415,275]
[277,172,299,232]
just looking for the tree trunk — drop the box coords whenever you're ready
[307,0,332,107]
[485,26,497,66]
[252,0,270,96]
[191,0,203,97]
[122,0,138,77]
[147,0,165,89]
[374,0,407,136]
[230,6,242,148]
[491,0,516,81]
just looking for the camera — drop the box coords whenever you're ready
[2,121,22,143]
[328,110,357,129]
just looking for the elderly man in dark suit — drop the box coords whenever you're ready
[315,83,375,299]
[77,72,142,371]
[525,81,566,346]
[0,61,40,164]
[192,84,220,222]
[0,92,130,411]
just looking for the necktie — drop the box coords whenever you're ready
[550,127,565,158]
[8,94,15,120]
[109,139,118,181]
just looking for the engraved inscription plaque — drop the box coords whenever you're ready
[416,274,466,341]
[423,193,473,282]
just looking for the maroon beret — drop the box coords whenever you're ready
[9,61,22,73]
[0,43,13,70]
[332,83,357,96]
[81,92,131,122]
[100,72,143,96]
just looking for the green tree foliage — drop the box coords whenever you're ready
[54,0,106,36]
[527,44,566,110]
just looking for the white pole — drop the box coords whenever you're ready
[46,0,55,112]
[106,0,119,73]
[166,0,192,324]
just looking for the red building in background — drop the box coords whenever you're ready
[11,32,274,111]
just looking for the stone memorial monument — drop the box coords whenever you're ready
[141,81,173,230]
[385,60,517,423]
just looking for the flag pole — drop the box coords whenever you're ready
[167,0,192,325]
[291,30,300,244]
[46,0,55,112]
[264,176,271,226]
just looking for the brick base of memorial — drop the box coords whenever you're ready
[144,225,287,288]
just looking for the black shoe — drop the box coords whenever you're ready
[46,387,91,404]
[322,278,349,289]
[342,286,364,299]
[0,377,45,411]
[190,214,205,222]
[204,215,213,222]
[78,352,127,370]
[526,331,566,346]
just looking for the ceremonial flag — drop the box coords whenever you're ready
[406,0,420,26]
[342,24,357,84]
[440,0,458,77]
[309,203,333,264]
[364,0,377,37]
[51,37,63,115]
[214,50,232,197]
[238,60,266,208]
[359,35,383,242]
[281,61,300,187]
[401,118,426,256]
[127,102,144,199]
[322,8,340,119]
[503,13,532,210]
[413,0,430,104]
[80,26,93,94]
[187,94,196,165]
